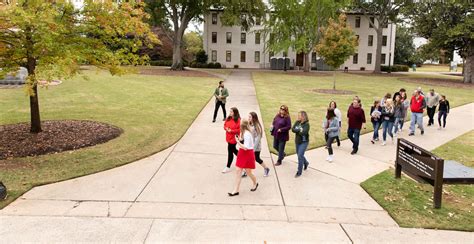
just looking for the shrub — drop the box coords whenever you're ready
[381,65,409,72]
[189,62,222,69]
[149,60,172,66]
[195,50,208,64]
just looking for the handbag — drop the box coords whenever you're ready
[0,182,7,200]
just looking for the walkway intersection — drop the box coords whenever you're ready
[1,71,473,242]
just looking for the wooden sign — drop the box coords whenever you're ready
[395,138,444,208]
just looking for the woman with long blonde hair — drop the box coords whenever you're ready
[292,111,310,177]
[249,112,270,177]
[228,119,259,196]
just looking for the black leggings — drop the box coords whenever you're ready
[227,143,238,168]
[254,151,263,164]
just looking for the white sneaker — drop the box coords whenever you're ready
[326,156,330,161]
[222,167,231,173]
[382,141,386,146]
[328,155,333,162]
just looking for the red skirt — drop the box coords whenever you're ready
[236,149,256,169]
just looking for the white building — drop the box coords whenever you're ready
[203,11,396,70]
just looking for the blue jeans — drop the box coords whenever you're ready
[382,120,394,141]
[393,118,404,134]
[372,121,380,140]
[296,142,309,174]
[409,112,424,134]
[273,137,286,162]
[347,128,360,151]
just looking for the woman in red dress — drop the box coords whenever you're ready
[228,120,259,196]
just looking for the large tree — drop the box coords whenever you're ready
[0,0,157,133]
[266,0,345,72]
[316,14,358,89]
[352,0,410,73]
[404,1,473,83]
[393,25,416,65]
[145,0,265,70]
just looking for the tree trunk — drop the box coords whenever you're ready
[333,70,336,90]
[373,27,383,74]
[27,58,41,133]
[303,52,310,72]
[25,26,42,133]
[171,37,184,70]
[464,53,473,83]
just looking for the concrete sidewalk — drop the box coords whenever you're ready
[1,70,473,243]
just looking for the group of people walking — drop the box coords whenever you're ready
[213,80,450,197]
[369,87,450,146]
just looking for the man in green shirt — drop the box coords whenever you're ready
[213,80,229,122]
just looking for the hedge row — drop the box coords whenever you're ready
[381,65,409,72]
[189,62,222,69]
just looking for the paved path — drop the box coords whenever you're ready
[1,70,473,243]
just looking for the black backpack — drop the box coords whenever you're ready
[0,182,6,200]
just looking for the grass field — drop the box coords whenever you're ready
[0,70,218,209]
[253,71,474,154]
[361,130,474,231]
[413,64,463,73]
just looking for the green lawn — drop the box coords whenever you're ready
[361,130,474,231]
[413,64,463,73]
[0,70,217,209]
[253,71,474,154]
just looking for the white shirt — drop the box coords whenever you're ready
[243,130,254,150]
[334,108,342,124]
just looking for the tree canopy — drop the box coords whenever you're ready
[266,0,346,72]
[316,14,357,89]
[0,0,157,132]
[145,0,265,70]
[404,1,473,83]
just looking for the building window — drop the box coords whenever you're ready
[311,52,317,63]
[381,53,386,64]
[367,53,372,64]
[269,33,275,45]
[355,16,361,28]
[255,51,260,62]
[241,33,246,44]
[256,17,261,25]
[212,32,217,43]
[369,17,375,28]
[368,35,373,46]
[356,35,360,44]
[255,32,261,44]
[240,51,246,62]
[211,50,217,62]
[353,53,358,64]
[212,13,217,25]
[226,32,232,44]
[226,51,231,62]
[382,35,387,46]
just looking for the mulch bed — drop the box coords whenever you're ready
[399,78,472,89]
[139,67,216,77]
[0,120,122,160]
[309,89,355,95]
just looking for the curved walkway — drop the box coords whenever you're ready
[1,70,473,242]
